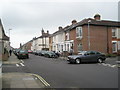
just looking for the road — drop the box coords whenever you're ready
[3,54,119,88]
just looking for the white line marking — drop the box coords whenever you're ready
[111,65,116,68]
[16,64,19,67]
[20,60,24,63]
[20,63,25,66]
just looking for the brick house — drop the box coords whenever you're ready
[21,40,32,50]
[65,14,120,54]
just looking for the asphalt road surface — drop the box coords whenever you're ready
[3,54,119,88]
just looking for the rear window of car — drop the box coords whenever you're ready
[20,50,28,53]
[96,52,101,54]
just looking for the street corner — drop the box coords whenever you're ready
[2,72,50,88]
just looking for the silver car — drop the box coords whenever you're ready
[67,51,106,64]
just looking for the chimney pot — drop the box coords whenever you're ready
[47,30,49,34]
[58,26,63,31]
[72,20,77,25]
[94,14,101,20]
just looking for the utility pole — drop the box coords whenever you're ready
[88,20,91,50]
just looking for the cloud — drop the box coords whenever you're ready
[1,1,118,48]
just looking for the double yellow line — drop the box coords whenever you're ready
[30,73,50,87]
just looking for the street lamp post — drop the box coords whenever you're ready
[9,29,12,50]
[88,20,91,50]
[9,29,12,44]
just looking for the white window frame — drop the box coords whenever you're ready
[76,27,82,38]
[112,41,117,52]
[118,41,120,50]
[66,32,70,40]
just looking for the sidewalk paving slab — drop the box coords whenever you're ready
[2,54,21,65]
[2,72,50,88]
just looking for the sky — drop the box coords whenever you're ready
[0,0,119,48]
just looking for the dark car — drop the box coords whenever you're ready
[38,50,47,56]
[14,49,21,56]
[34,50,41,55]
[17,50,29,59]
[67,51,106,64]
[44,51,58,58]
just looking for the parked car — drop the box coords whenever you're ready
[14,49,21,56]
[67,51,106,64]
[28,50,33,53]
[34,50,40,55]
[32,51,37,55]
[38,50,47,56]
[44,51,58,58]
[17,50,29,59]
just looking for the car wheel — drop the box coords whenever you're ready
[75,59,81,64]
[47,55,50,58]
[98,58,103,63]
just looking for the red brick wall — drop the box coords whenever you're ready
[69,29,78,54]
[69,25,112,54]
[107,27,112,54]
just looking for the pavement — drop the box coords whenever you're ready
[2,73,50,88]
[2,54,50,88]
[2,54,21,65]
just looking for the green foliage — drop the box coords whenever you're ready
[105,54,117,57]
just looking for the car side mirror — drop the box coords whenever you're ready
[84,53,87,56]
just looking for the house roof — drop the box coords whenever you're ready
[0,19,9,41]
[32,32,51,41]
[65,18,120,31]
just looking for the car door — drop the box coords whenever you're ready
[82,51,92,62]
[89,51,98,62]
[83,51,96,62]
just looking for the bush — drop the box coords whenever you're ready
[105,54,117,57]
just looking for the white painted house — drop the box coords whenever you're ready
[31,29,50,51]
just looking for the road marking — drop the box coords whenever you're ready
[98,63,118,68]
[111,65,116,68]
[16,64,19,67]
[20,60,24,63]
[20,63,25,66]
[30,74,50,87]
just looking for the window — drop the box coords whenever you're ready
[76,27,82,38]
[66,44,69,51]
[61,45,63,51]
[112,41,117,52]
[112,29,117,37]
[78,43,82,52]
[96,52,101,54]
[89,51,96,55]
[65,44,66,51]
[66,32,70,40]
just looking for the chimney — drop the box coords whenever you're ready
[58,26,63,31]
[47,30,49,34]
[71,20,77,25]
[94,14,101,20]
[41,28,44,35]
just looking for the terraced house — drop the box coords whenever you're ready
[31,29,51,51]
[51,14,120,54]
[0,19,9,61]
